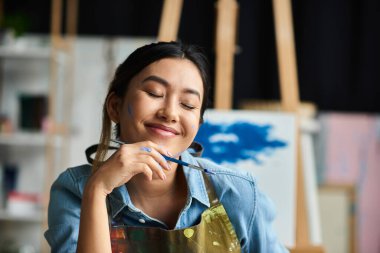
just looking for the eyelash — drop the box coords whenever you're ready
[181,103,196,110]
[146,91,197,110]
[146,91,163,98]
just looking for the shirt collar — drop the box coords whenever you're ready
[108,183,131,218]
[181,150,210,208]
[107,149,210,218]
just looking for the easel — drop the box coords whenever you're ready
[158,0,324,251]
[42,0,78,252]
[271,0,323,251]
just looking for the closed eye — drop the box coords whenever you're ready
[181,103,197,110]
[146,91,163,98]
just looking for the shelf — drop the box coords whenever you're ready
[0,46,51,59]
[0,132,49,146]
[0,208,43,223]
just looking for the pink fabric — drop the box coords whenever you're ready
[323,113,380,253]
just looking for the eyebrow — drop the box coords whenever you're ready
[142,75,201,100]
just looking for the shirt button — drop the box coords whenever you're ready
[138,218,145,224]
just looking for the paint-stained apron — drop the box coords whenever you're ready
[109,173,242,253]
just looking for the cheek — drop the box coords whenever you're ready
[186,114,200,136]
[127,95,155,119]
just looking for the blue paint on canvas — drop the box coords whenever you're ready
[195,121,288,164]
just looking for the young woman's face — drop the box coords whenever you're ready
[115,58,204,156]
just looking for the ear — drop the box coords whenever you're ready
[106,92,122,123]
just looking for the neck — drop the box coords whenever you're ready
[126,163,184,201]
[126,163,188,228]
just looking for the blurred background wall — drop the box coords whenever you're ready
[4,0,380,112]
[0,1,379,253]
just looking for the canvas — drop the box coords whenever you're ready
[195,109,297,247]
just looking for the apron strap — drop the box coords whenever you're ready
[85,144,119,165]
[187,141,204,157]
[201,172,220,206]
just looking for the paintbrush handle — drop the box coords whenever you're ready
[162,154,187,166]
[110,139,214,175]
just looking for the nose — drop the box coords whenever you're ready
[157,99,179,123]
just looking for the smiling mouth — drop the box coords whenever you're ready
[145,123,179,137]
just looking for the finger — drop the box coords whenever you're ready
[139,145,171,171]
[116,144,166,179]
[138,154,167,180]
[135,163,156,181]
[143,141,173,157]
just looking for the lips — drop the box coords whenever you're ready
[145,123,180,136]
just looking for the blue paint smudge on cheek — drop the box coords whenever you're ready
[128,104,133,118]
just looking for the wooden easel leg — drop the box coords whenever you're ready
[214,0,238,109]
[158,0,183,42]
[272,0,324,251]
[290,246,325,253]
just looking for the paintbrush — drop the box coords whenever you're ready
[110,139,215,175]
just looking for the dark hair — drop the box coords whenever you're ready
[93,41,211,169]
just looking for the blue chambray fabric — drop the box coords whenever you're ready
[44,150,289,253]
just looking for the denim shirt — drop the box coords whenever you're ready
[44,150,289,253]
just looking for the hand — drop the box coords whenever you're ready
[88,141,172,196]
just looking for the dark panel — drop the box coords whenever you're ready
[3,0,380,112]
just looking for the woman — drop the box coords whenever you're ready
[45,41,289,253]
